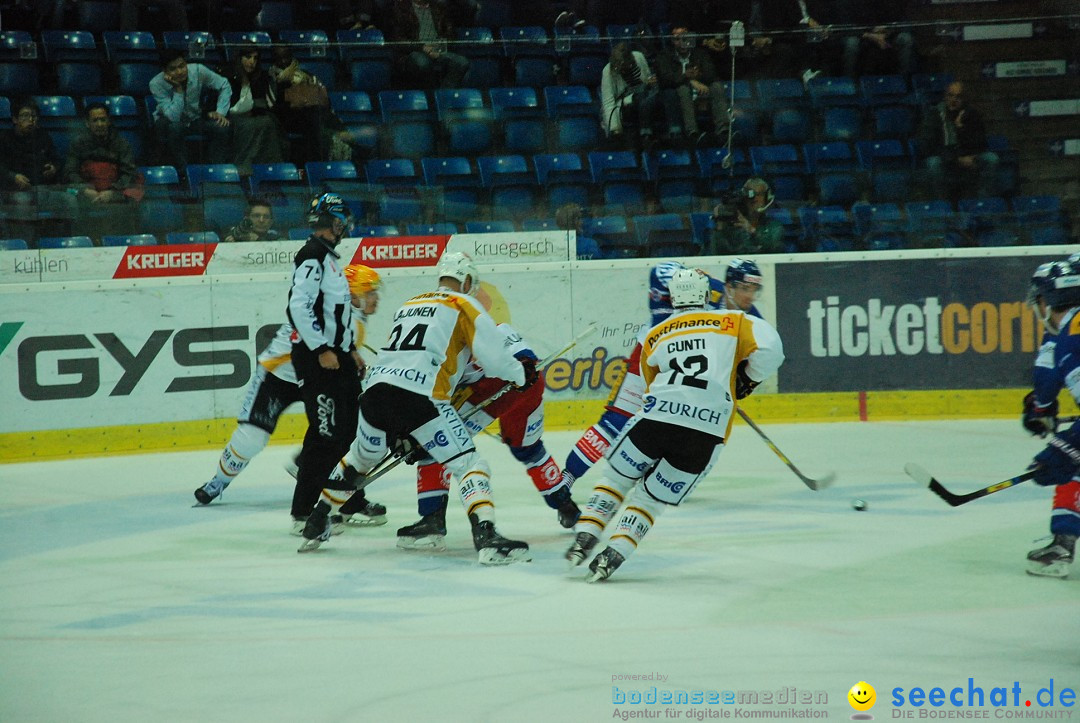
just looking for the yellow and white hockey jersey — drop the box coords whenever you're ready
[639,309,784,440]
[365,289,525,400]
[256,311,372,385]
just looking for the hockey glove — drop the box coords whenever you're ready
[1030,434,1080,486]
[1021,391,1058,438]
[735,360,759,400]
[398,436,431,466]
[517,357,540,390]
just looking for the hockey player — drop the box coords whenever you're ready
[298,252,537,564]
[394,324,576,550]
[560,258,761,494]
[1023,258,1080,578]
[193,262,384,524]
[566,268,784,581]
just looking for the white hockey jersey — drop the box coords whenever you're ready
[639,309,784,439]
[459,322,532,387]
[365,288,525,400]
[258,311,372,386]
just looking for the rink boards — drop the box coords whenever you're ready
[0,243,1074,461]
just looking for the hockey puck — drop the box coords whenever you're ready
[851,499,868,511]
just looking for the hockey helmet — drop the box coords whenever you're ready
[344,264,381,296]
[725,258,763,288]
[669,268,711,309]
[307,192,353,231]
[1043,259,1080,310]
[436,251,479,292]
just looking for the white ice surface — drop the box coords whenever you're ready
[1,420,1077,723]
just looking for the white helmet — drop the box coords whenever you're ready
[436,251,478,292]
[669,268,710,309]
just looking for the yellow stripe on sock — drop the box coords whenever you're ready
[626,505,655,526]
[467,500,494,516]
[610,534,638,548]
[595,485,625,503]
[577,516,606,531]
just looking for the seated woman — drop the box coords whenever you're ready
[223,46,285,176]
[269,46,350,165]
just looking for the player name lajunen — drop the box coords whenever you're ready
[394,306,437,320]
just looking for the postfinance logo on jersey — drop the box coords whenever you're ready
[806,296,1043,358]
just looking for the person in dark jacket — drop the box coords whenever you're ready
[1,97,76,233]
[655,27,726,142]
[63,102,138,204]
[386,0,470,88]
[222,46,285,176]
[917,81,1000,201]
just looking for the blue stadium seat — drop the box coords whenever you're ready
[0,97,9,130]
[911,73,955,107]
[56,63,103,95]
[83,95,140,129]
[366,158,419,187]
[856,140,910,170]
[103,31,158,63]
[162,32,222,64]
[803,142,855,173]
[872,106,915,139]
[696,147,751,195]
[367,159,423,223]
[765,207,803,251]
[187,164,242,198]
[303,61,337,90]
[220,31,272,62]
[544,86,594,118]
[959,197,1010,233]
[1011,195,1063,226]
[202,197,248,232]
[521,218,558,232]
[749,144,802,176]
[821,107,862,142]
[645,149,697,212]
[434,88,487,120]
[337,28,390,62]
[730,109,762,146]
[0,31,35,60]
[289,227,311,240]
[435,88,493,153]
[117,63,160,96]
[139,165,181,190]
[466,220,516,233]
[817,172,860,206]
[422,156,481,219]
[719,79,754,104]
[632,213,684,245]
[32,95,77,129]
[139,198,184,235]
[328,90,378,153]
[250,163,303,195]
[798,206,856,252]
[1028,226,1069,246]
[277,30,331,61]
[756,78,808,110]
[489,87,540,119]
[407,223,459,235]
[514,57,557,86]
[976,228,1022,247]
[605,24,645,48]
[0,238,29,251]
[79,1,123,32]
[378,90,432,121]
[0,63,39,95]
[852,202,905,237]
[533,152,589,209]
[305,161,359,193]
[771,108,812,144]
[103,234,159,246]
[860,75,910,107]
[568,54,606,87]
[349,59,392,93]
[499,26,551,58]
[356,225,401,237]
[39,236,94,249]
[584,214,635,257]
[166,231,219,245]
[41,31,98,62]
[477,154,536,215]
[588,151,642,183]
[807,76,861,109]
[455,26,502,88]
[905,201,957,246]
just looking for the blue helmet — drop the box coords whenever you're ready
[1042,259,1080,309]
[307,192,353,230]
[648,261,687,326]
[725,258,763,287]
[1026,261,1059,307]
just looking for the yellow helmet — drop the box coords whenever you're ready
[344,264,381,296]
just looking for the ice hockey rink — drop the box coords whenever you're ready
[1,419,1077,722]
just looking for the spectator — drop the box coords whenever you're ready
[704,177,783,255]
[0,98,76,237]
[655,27,726,143]
[917,81,999,202]
[600,42,662,148]
[836,1,916,77]
[223,46,286,176]
[62,102,140,205]
[269,46,352,164]
[120,0,189,31]
[335,0,380,29]
[386,0,470,89]
[555,202,603,260]
[224,199,280,242]
[150,49,232,167]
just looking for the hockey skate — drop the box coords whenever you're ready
[193,479,227,505]
[333,491,387,531]
[1026,534,1076,578]
[297,501,332,553]
[290,515,307,536]
[470,513,531,565]
[565,531,598,567]
[586,547,625,583]
[396,508,448,551]
[548,486,581,529]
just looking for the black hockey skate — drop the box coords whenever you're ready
[469,513,532,565]
[549,486,581,529]
[333,490,387,529]
[396,507,448,551]
[586,547,625,583]
[193,479,227,505]
[565,531,599,567]
[1026,534,1076,578]
[297,501,332,553]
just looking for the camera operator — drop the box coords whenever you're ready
[704,177,784,256]
[224,198,280,242]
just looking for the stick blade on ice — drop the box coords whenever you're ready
[904,462,933,487]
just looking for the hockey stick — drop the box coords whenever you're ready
[358,324,599,487]
[736,407,834,491]
[904,462,1037,507]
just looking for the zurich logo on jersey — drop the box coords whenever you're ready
[642,395,656,413]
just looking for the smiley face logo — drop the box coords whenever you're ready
[848,681,876,712]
